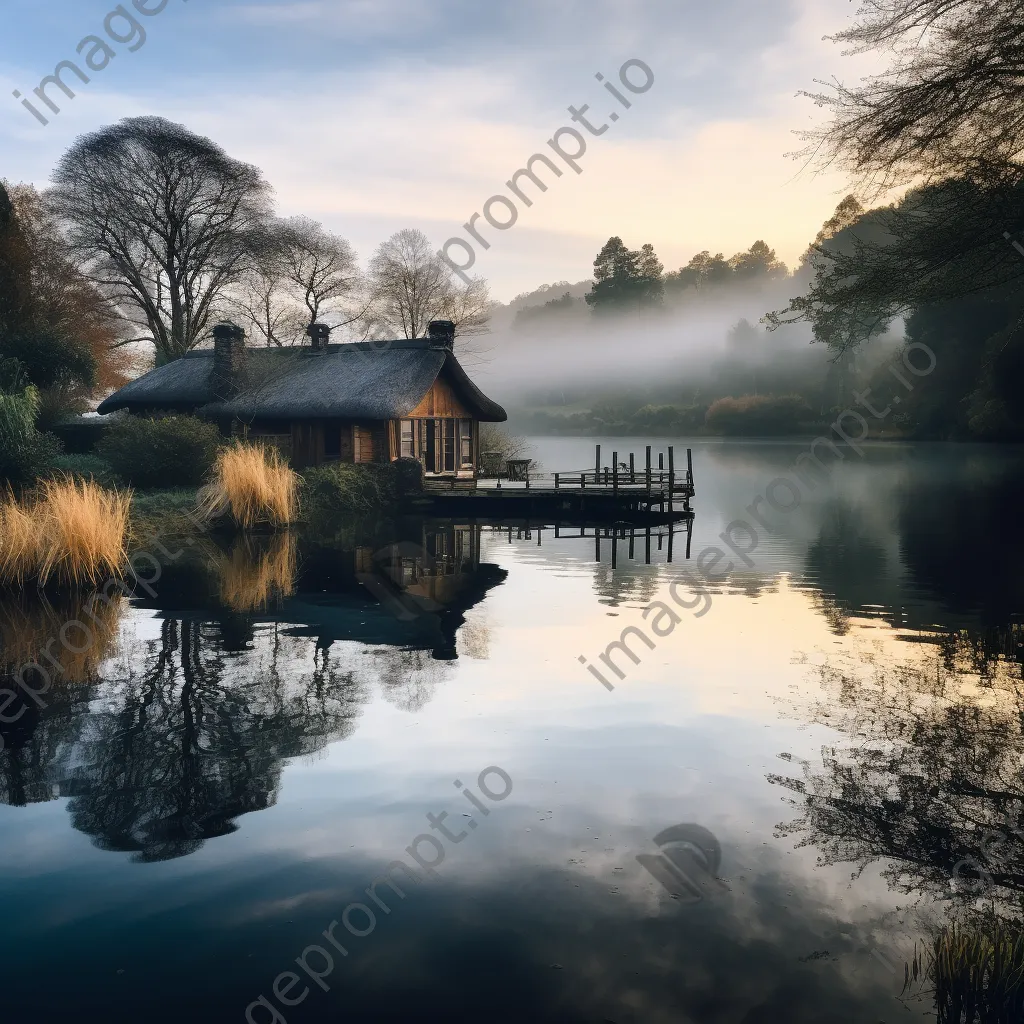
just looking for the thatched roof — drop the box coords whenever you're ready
[97,339,507,421]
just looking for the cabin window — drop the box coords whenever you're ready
[400,420,415,459]
[459,419,473,468]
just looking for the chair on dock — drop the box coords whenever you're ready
[505,459,532,482]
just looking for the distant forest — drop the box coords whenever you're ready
[495,188,1024,441]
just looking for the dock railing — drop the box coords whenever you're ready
[481,445,694,509]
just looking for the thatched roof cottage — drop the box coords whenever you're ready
[98,320,507,485]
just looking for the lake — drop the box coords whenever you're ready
[1,437,1022,1023]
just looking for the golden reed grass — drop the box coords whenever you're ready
[0,478,131,587]
[0,590,124,683]
[216,532,298,612]
[199,443,299,529]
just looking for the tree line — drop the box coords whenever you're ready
[0,116,491,403]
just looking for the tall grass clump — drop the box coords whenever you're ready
[199,443,299,529]
[0,478,130,587]
[904,918,1024,1023]
[36,476,131,586]
[0,487,42,584]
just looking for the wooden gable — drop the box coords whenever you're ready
[405,369,473,419]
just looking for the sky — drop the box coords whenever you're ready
[0,0,881,302]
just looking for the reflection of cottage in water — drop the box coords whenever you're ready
[142,522,506,661]
[0,522,507,859]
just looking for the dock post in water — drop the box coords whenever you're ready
[613,452,618,495]
[629,452,635,484]
[646,445,652,498]
[595,445,601,484]
[668,446,675,514]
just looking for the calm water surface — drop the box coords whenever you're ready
[2,438,1023,1023]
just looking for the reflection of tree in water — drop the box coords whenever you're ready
[63,619,368,862]
[770,636,1024,1019]
[376,647,453,712]
[804,500,888,634]
[897,468,1024,626]
[771,641,1024,905]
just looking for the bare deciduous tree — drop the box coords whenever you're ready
[48,116,273,364]
[229,218,363,346]
[365,229,490,341]
[801,1,1024,193]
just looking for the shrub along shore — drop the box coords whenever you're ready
[0,411,421,589]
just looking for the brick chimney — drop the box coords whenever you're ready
[427,320,455,350]
[212,322,246,400]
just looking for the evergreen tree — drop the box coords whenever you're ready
[585,237,664,313]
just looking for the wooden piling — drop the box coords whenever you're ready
[595,444,601,483]
[629,452,635,484]
[646,445,652,497]
[613,452,618,494]
[668,446,675,514]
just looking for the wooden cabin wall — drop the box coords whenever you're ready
[291,422,324,469]
[405,373,472,419]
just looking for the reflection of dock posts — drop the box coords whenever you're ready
[612,531,618,569]
[668,521,675,563]
[628,530,635,560]
[646,445,652,502]
[645,526,651,564]
[668,446,675,515]
[595,530,601,561]
[685,517,693,559]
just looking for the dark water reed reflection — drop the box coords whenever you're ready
[769,633,1024,1019]
[0,521,506,860]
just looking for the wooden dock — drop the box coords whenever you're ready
[411,445,695,525]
